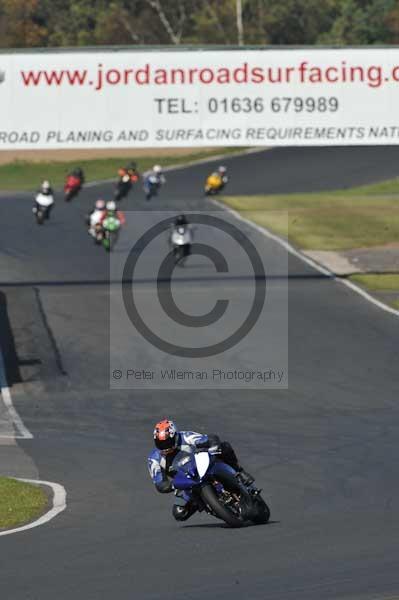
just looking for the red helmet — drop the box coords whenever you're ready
[154,419,178,455]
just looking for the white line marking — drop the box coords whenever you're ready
[0,478,66,537]
[212,198,399,319]
[339,277,399,317]
[0,349,33,439]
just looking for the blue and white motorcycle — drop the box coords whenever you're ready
[171,449,270,527]
[143,172,165,201]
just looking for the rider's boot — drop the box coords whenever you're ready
[236,467,255,486]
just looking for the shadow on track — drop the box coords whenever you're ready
[182,520,281,530]
[0,273,332,288]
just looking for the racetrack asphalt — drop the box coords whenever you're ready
[1,146,399,600]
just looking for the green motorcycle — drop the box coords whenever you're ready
[101,214,120,252]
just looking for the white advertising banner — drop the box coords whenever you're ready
[1,48,399,148]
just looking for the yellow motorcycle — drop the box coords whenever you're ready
[204,173,225,196]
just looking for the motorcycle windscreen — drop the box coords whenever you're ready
[171,451,198,489]
[195,452,210,479]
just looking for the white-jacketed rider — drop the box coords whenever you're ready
[87,199,106,238]
[33,180,54,219]
[170,214,193,245]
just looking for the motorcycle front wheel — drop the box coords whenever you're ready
[104,231,119,252]
[173,246,186,266]
[115,186,127,202]
[251,494,270,524]
[64,190,74,202]
[200,484,244,528]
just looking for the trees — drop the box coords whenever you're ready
[318,0,395,44]
[184,0,239,45]
[0,0,397,48]
[0,0,47,47]
[258,0,338,45]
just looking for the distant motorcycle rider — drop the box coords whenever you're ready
[100,200,126,226]
[68,166,85,184]
[87,198,106,238]
[33,180,54,219]
[148,419,253,521]
[143,164,165,199]
[171,214,192,242]
[64,167,85,201]
[118,161,139,183]
[208,165,228,190]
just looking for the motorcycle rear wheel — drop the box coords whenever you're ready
[200,484,243,528]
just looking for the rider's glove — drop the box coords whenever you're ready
[155,480,174,494]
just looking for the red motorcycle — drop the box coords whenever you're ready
[64,174,83,202]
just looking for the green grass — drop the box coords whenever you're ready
[0,147,248,192]
[222,181,399,251]
[349,274,399,310]
[349,274,399,291]
[0,477,48,529]
[347,177,399,196]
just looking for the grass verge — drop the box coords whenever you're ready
[222,181,399,251]
[0,477,48,530]
[349,274,399,291]
[348,274,399,311]
[0,147,249,192]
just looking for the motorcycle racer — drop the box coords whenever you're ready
[148,419,253,521]
[33,180,54,219]
[143,164,166,200]
[169,214,193,265]
[101,200,126,226]
[64,167,84,201]
[115,162,139,201]
[87,199,107,238]
[68,166,85,183]
[205,165,228,195]
[118,161,139,183]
